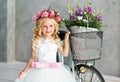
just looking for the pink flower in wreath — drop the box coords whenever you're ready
[32,15,38,23]
[49,10,55,18]
[36,10,42,17]
[41,11,49,17]
[55,16,61,22]
[32,9,62,23]
[32,10,42,23]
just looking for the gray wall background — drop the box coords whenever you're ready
[0,0,120,77]
[0,0,7,62]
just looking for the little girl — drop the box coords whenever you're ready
[15,9,76,82]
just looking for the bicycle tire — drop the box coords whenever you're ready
[74,64,105,82]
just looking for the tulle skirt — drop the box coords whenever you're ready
[15,65,76,82]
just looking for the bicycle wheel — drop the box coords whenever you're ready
[74,64,105,82]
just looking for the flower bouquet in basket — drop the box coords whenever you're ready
[63,0,102,33]
[63,0,103,60]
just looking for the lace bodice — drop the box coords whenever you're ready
[35,38,58,62]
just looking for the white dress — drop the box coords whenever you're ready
[15,38,76,82]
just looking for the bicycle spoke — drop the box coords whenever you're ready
[74,64,105,82]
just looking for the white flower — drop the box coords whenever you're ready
[83,19,88,22]
[77,16,83,20]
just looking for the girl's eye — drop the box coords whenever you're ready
[43,25,47,28]
[50,25,53,27]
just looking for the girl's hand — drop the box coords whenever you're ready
[17,71,25,79]
[58,32,70,57]
[64,32,70,41]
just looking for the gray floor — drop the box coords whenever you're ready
[0,61,120,82]
[0,62,25,82]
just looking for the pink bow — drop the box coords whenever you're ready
[31,62,62,68]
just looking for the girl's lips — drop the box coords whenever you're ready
[46,31,51,33]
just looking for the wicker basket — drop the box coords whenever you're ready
[69,31,103,61]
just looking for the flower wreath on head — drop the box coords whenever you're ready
[32,8,62,24]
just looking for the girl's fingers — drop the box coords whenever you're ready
[17,72,24,79]
[65,32,70,40]
[17,73,21,79]
[67,32,70,35]
[65,32,70,36]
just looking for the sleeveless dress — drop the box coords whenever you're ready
[15,38,76,82]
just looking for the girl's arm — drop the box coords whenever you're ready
[22,48,35,72]
[58,32,70,57]
[17,48,35,79]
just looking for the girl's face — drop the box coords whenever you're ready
[41,20,55,38]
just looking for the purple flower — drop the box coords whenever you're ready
[76,9,82,16]
[87,6,92,14]
[69,15,74,21]
[95,15,102,21]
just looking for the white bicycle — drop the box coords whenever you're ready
[58,30,105,82]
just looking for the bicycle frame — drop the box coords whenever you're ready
[57,30,105,82]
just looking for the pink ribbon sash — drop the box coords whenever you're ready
[31,62,62,68]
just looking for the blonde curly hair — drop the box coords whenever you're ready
[32,18,61,49]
